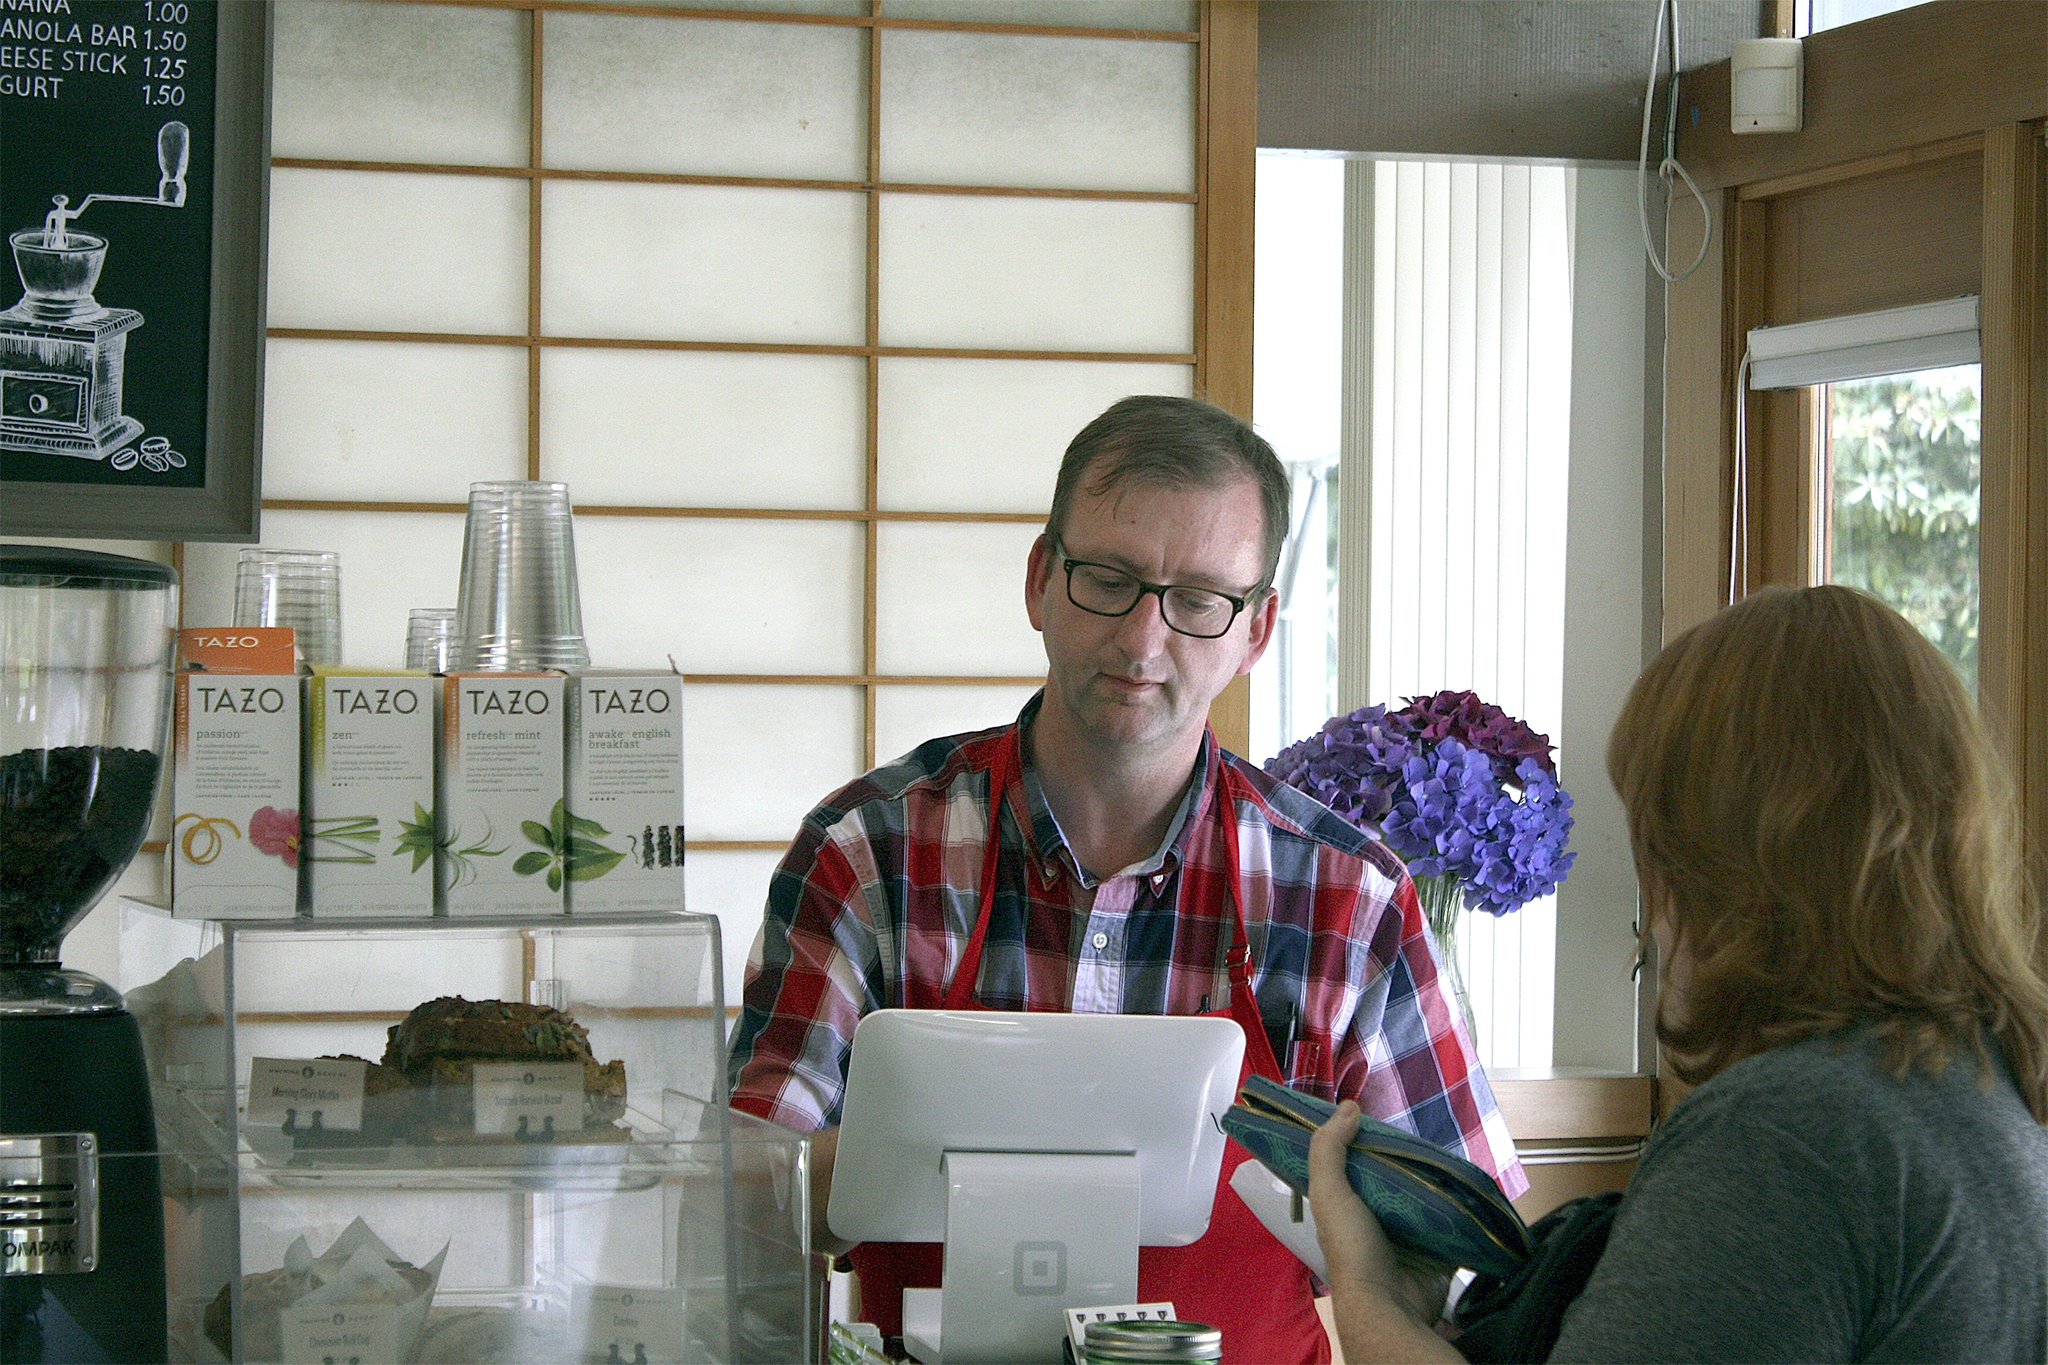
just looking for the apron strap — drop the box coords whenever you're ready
[1214,764,1284,1084]
[943,727,1020,1011]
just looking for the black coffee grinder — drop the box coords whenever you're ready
[0,547,177,1363]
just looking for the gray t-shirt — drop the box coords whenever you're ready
[1548,1032,2048,1363]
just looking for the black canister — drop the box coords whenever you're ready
[0,1010,168,1363]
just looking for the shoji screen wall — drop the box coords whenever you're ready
[174,0,1239,1005]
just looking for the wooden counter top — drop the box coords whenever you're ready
[1490,1072,1656,1142]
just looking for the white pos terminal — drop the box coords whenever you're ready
[828,1010,1246,1365]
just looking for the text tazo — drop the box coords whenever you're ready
[334,686,421,715]
[467,688,551,716]
[195,684,286,714]
[589,687,671,715]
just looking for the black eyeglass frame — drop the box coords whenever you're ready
[1050,541,1265,640]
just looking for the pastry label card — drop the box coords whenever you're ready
[1064,1303,1178,1364]
[471,1060,582,1137]
[247,1057,367,1134]
[280,1302,399,1365]
[575,1286,688,1365]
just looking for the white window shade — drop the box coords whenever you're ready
[1747,296,1980,391]
[1345,159,1577,1071]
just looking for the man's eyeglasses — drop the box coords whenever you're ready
[1052,543,1261,640]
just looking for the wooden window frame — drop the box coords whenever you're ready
[1664,2,2047,882]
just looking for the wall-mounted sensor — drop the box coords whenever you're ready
[1731,38,1803,134]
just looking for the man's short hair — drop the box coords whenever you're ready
[1046,395,1292,588]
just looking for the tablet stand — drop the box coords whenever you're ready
[901,1151,1141,1364]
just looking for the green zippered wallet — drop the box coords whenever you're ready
[1221,1073,1534,1279]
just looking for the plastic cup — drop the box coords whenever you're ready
[405,608,457,674]
[452,481,590,672]
[234,548,341,666]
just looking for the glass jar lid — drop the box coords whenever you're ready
[1083,1319,1223,1362]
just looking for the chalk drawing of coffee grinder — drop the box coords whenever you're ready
[1,121,189,468]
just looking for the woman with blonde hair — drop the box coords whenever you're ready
[1309,585,2048,1362]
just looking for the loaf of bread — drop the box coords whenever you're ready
[381,996,629,1137]
[383,997,591,1072]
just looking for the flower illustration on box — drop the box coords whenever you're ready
[514,800,627,893]
[307,814,379,864]
[638,824,685,869]
[248,806,301,869]
[393,802,437,874]
[173,812,240,865]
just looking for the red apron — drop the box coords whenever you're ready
[848,730,1330,1364]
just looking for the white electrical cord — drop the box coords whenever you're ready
[1638,0,1713,284]
[1274,458,1334,618]
[1730,350,1753,604]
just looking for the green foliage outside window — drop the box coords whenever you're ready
[1829,365,1981,694]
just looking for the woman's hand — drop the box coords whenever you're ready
[1308,1101,1462,1362]
[1309,1101,1400,1290]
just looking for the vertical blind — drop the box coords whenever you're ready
[1349,159,1576,1070]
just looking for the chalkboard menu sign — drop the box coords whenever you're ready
[0,0,267,540]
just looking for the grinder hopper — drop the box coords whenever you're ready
[0,545,177,1364]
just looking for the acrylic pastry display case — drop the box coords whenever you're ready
[127,911,821,1364]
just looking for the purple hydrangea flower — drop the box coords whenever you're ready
[1264,695,1575,916]
[1400,689,1558,779]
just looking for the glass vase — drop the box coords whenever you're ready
[1413,873,1478,1045]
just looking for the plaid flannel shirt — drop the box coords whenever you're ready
[727,696,1528,1199]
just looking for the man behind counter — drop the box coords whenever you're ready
[728,395,1526,1363]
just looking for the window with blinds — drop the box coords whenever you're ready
[1354,159,1574,1071]
[1255,154,1654,1074]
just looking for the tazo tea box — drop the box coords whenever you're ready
[304,668,436,918]
[565,670,684,914]
[439,673,565,916]
[172,628,301,919]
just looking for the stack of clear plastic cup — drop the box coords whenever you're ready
[234,548,342,666]
[405,607,458,674]
[453,481,590,672]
